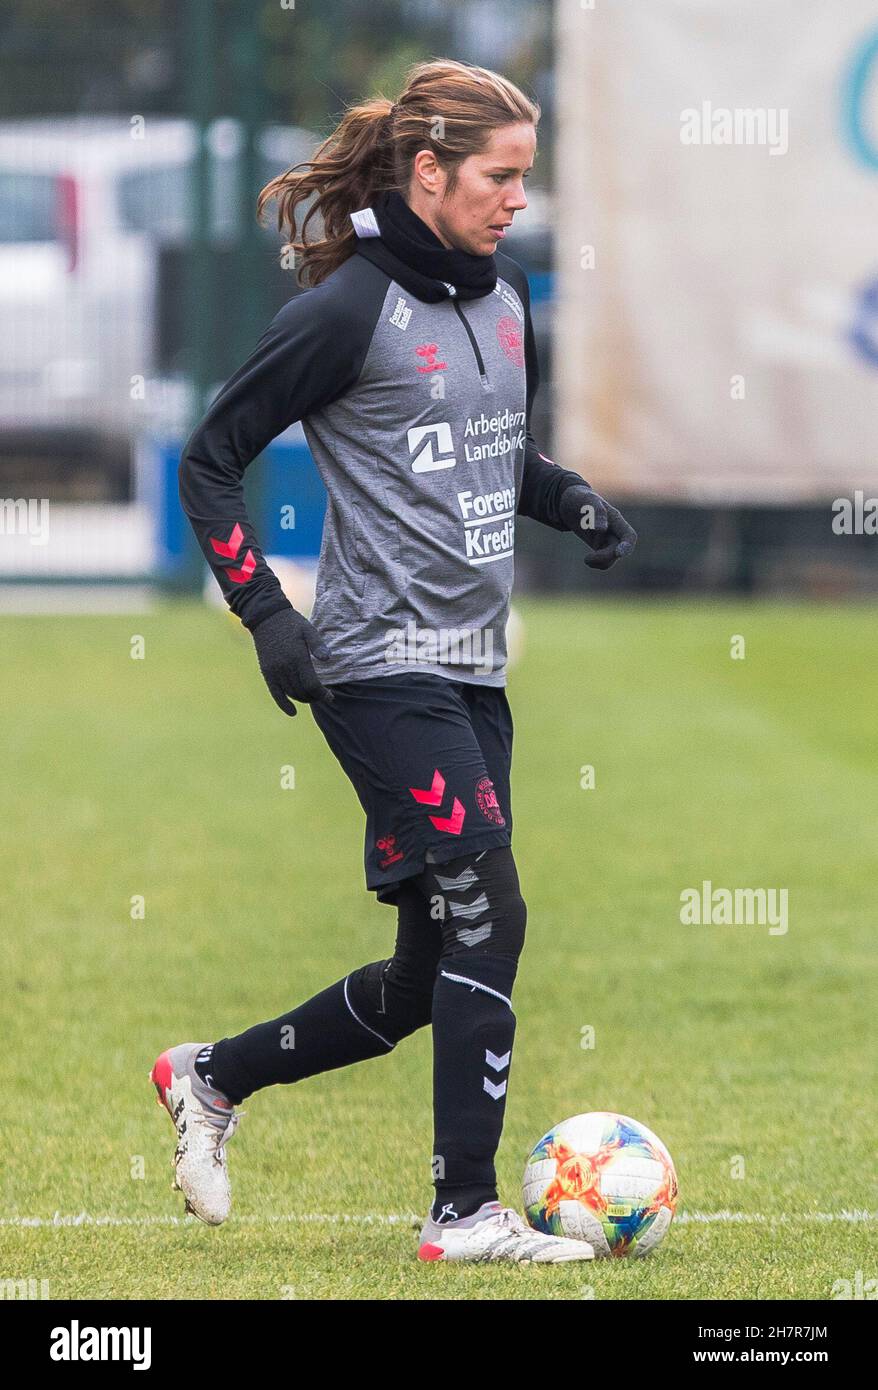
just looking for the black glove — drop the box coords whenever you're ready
[251,607,335,716]
[559,484,638,570]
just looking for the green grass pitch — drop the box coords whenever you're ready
[1,597,876,1299]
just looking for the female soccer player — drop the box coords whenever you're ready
[151,58,636,1263]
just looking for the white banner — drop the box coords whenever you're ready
[555,0,878,501]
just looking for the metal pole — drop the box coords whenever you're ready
[229,0,271,541]
[175,0,218,595]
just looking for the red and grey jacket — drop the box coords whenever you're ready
[179,229,586,686]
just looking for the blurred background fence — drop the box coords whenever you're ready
[0,0,876,608]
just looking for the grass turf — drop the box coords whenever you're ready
[1,597,876,1298]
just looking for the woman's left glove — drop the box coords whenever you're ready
[559,484,638,570]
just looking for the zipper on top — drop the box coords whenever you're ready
[451,298,494,393]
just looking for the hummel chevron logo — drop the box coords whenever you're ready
[210,523,244,558]
[409,768,466,834]
[483,1046,509,1098]
[448,892,490,921]
[228,554,256,584]
[435,865,480,892]
[456,923,492,947]
[408,769,445,806]
[210,523,257,585]
[429,799,465,835]
[485,1049,511,1072]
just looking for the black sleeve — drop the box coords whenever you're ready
[178,275,375,632]
[501,256,589,531]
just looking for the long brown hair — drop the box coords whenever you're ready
[257,58,540,287]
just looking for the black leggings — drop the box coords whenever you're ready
[351,845,527,1207]
[351,844,526,1040]
[209,845,527,1206]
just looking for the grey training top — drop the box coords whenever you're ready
[179,239,586,687]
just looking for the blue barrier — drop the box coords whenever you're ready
[257,436,327,556]
[149,433,327,581]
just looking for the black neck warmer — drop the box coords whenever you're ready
[351,189,499,302]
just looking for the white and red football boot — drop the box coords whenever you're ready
[417,1200,595,1263]
[149,1042,242,1226]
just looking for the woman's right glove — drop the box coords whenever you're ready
[251,607,336,716]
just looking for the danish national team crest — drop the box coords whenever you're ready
[475,775,506,826]
[496,316,524,367]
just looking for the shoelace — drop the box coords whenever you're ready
[484,1208,556,1259]
[494,1209,523,1232]
[192,1107,245,1164]
[468,1207,528,1257]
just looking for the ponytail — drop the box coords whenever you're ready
[257,58,539,287]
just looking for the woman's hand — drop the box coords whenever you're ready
[251,608,336,716]
[559,485,638,571]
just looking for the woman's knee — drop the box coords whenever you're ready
[414,844,527,965]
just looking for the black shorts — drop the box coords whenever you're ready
[310,672,513,904]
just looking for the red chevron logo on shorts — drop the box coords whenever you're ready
[408,768,446,806]
[429,798,466,835]
[209,522,257,584]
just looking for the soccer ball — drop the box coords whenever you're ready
[523,1111,678,1258]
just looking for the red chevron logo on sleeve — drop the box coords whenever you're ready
[210,523,244,559]
[408,769,446,806]
[227,549,257,584]
[209,523,256,584]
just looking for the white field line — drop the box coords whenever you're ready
[1,1210,876,1231]
[675,1210,877,1225]
[0,1212,422,1230]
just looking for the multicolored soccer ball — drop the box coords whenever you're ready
[523,1111,678,1257]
